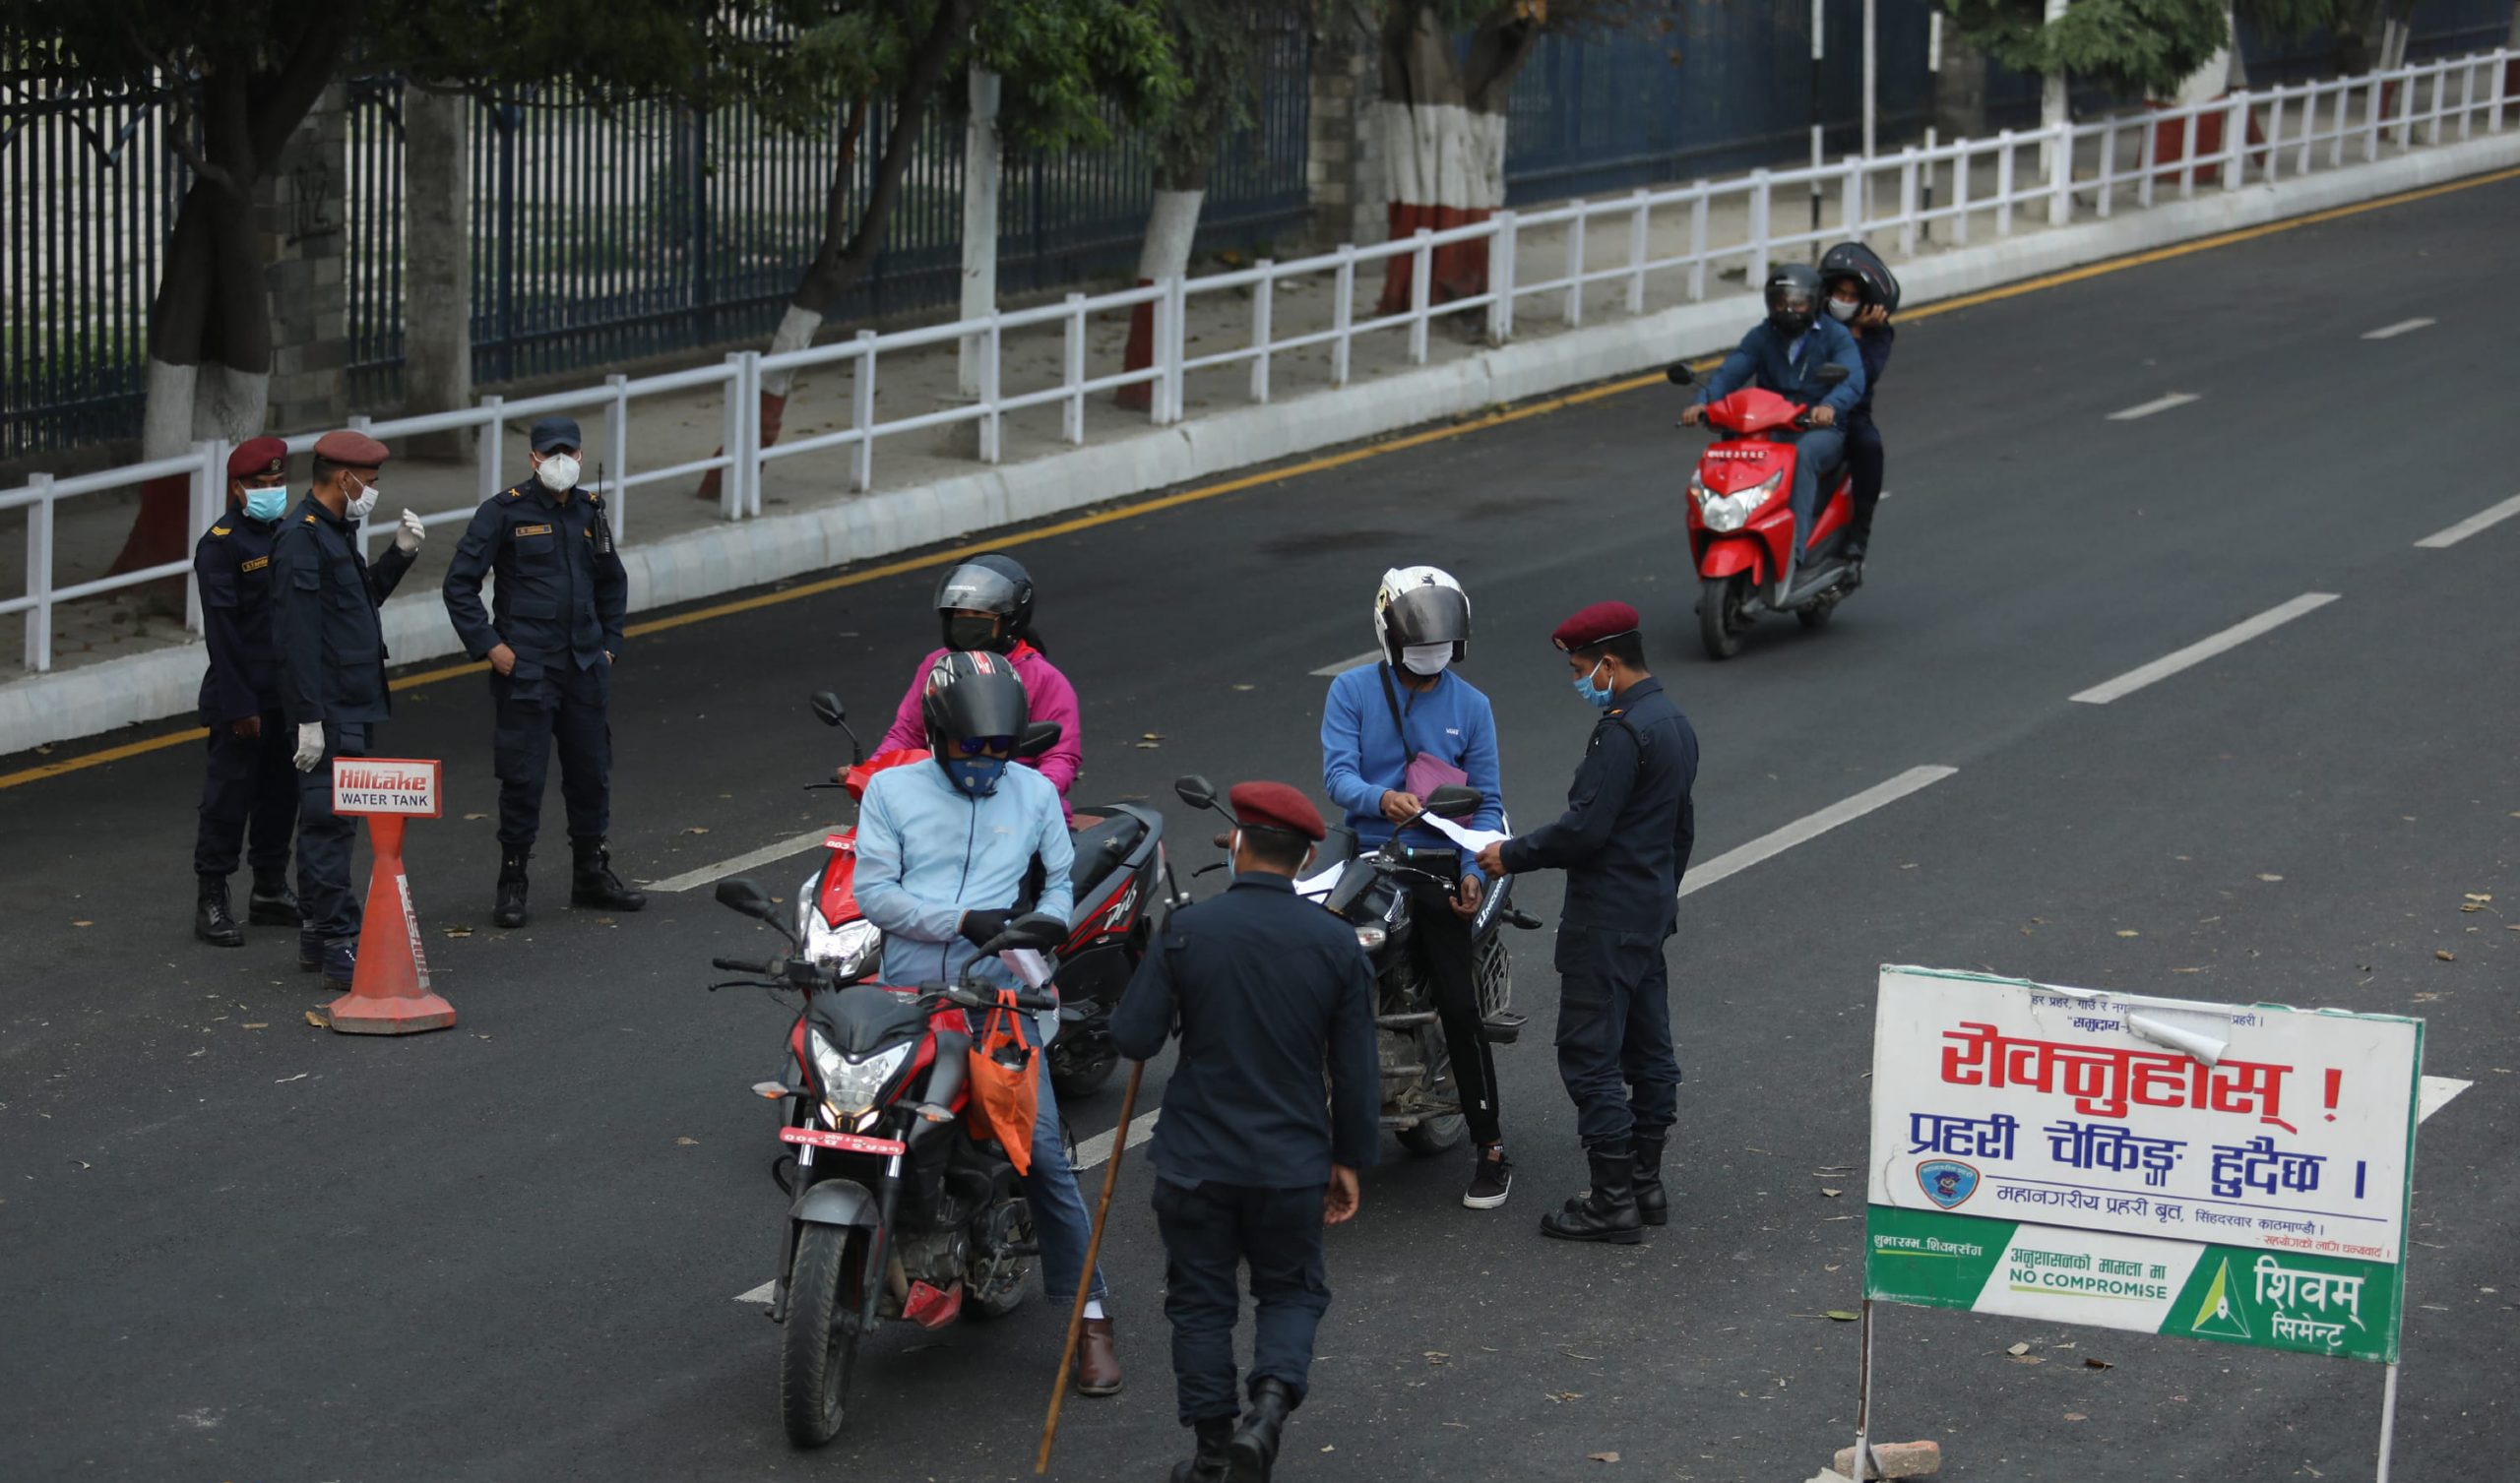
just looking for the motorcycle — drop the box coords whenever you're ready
[797,691,1176,1101]
[1171,775,1537,1155]
[1671,358,1859,660]
[707,876,1068,1448]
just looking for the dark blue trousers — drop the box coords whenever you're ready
[293,721,371,947]
[1151,1177,1330,1427]
[490,658,612,849]
[1846,416,1884,539]
[195,710,298,878]
[1552,922,1682,1152]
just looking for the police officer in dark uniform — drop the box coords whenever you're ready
[1112,782,1379,1483]
[271,431,424,986]
[1476,602,1698,1245]
[192,436,303,947]
[441,415,644,927]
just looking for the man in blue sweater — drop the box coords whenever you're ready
[1321,566,1514,1209]
[853,650,1121,1396]
[1681,262,1867,563]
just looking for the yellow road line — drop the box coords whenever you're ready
[9,161,2513,792]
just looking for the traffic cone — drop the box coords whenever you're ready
[328,814,457,1035]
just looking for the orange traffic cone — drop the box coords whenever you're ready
[328,814,457,1034]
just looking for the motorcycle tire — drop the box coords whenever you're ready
[1699,573,1748,660]
[779,1224,865,1449]
[1396,1026,1468,1156]
[1047,1036,1118,1101]
[965,1200,1037,1321]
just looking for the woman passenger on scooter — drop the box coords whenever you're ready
[1819,242,1898,565]
[864,554,1085,820]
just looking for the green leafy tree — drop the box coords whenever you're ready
[1937,0,2232,99]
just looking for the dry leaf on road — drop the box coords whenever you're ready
[303,1011,329,1028]
[1587,1452,1620,1463]
[675,1137,700,1146]
[1825,1310,1860,1322]
[2006,1342,2031,1355]
[2114,929,2140,938]
[2435,950,2456,961]
[2084,1357,2113,1370]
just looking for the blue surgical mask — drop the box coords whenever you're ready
[1573,659,1614,710]
[243,485,288,522]
[944,756,1008,795]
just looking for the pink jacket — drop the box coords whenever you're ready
[875,643,1083,818]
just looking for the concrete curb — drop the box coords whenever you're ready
[9,129,2517,758]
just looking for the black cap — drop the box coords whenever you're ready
[529,416,583,453]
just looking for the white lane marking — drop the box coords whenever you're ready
[733,1110,1163,1302]
[645,828,834,894]
[2414,493,2520,549]
[1678,766,1958,900]
[1310,648,1383,677]
[2418,1076,2471,1124]
[2067,593,2339,706]
[2107,392,2200,421]
[2362,317,2436,340]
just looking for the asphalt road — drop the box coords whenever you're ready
[5,173,2517,1483]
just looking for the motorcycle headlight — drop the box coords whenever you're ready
[1702,471,1782,533]
[1354,925,1387,951]
[812,1030,914,1120]
[802,914,882,977]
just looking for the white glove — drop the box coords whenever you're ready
[393,508,426,554]
[293,722,326,772]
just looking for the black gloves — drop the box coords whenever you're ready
[959,908,1011,947]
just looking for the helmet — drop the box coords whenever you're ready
[933,553,1034,653]
[1764,263,1823,338]
[919,649,1030,759]
[1372,566,1472,669]
[1818,241,1901,315]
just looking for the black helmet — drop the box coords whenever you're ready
[1765,263,1823,338]
[1818,241,1901,315]
[933,553,1034,653]
[919,649,1030,755]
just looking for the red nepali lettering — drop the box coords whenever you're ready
[1939,1021,2293,1128]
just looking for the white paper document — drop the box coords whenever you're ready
[1420,813,1509,857]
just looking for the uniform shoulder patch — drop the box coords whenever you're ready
[500,485,527,501]
[302,514,318,524]
[209,525,231,536]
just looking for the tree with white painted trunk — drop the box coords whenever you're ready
[691,0,1183,498]
[1938,0,2231,104]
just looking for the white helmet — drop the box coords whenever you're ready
[1372,566,1471,673]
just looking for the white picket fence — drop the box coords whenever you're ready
[4,47,2509,675]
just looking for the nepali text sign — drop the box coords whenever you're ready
[1863,967,2421,1363]
[333,758,442,817]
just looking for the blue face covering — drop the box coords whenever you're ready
[1573,659,1615,711]
[944,756,1008,795]
[243,485,289,522]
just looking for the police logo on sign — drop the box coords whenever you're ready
[1917,1159,1979,1209]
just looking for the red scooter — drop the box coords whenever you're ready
[1670,360,1859,659]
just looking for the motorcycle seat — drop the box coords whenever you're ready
[1067,809,1149,891]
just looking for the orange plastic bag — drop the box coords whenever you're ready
[967,991,1040,1177]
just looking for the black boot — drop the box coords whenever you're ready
[570,838,647,912]
[494,849,532,929]
[1170,1417,1233,1483]
[194,876,243,948]
[247,871,299,926]
[1540,1145,1644,1244]
[1227,1378,1296,1483]
[1632,1134,1670,1228]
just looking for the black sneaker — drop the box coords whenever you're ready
[1464,1145,1513,1209]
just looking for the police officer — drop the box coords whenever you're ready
[441,415,644,927]
[192,437,303,947]
[1112,782,1379,1483]
[271,431,426,986]
[1475,602,1698,1245]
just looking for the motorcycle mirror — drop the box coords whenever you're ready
[810,692,847,727]
[1664,361,1695,386]
[1421,784,1481,820]
[1014,720,1062,760]
[715,877,777,921]
[1173,774,1220,811]
[1815,363,1852,387]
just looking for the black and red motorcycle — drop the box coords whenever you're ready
[708,876,1067,1448]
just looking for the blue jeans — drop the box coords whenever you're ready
[1011,1014,1110,1303]
[1782,426,1846,558]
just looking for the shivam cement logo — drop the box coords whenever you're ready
[2188,1257,2252,1340]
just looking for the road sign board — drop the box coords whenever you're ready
[333,758,442,818]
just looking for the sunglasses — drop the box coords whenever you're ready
[952,736,1014,758]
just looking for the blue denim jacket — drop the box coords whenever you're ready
[853,759,1074,989]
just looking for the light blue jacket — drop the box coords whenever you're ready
[854,759,1075,990]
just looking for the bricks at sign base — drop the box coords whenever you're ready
[1832,1440,1943,1479]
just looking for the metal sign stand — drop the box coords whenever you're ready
[1848,1297,1878,1482]
[2375,1361,2400,1482]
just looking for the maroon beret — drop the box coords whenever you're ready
[1550,600,1641,652]
[1228,780,1327,842]
[311,429,391,468]
[225,436,287,479]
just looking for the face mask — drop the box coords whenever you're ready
[1573,659,1614,710]
[1827,297,1859,323]
[243,485,289,522]
[944,756,1008,796]
[344,478,379,521]
[944,612,1006,652]
[536,453,580,493]
[1400,642,1452,677]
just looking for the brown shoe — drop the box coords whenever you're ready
[1073,1315,1123,1396]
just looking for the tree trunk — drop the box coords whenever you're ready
[1116,166,1208,411]
[1932,27,1989,140]
[1372,5,1541,315]
[403,88,472,459]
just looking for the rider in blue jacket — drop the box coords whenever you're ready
[1682,262,1865,564]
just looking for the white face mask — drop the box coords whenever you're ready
[536,452,581,493]
[1826,297,1859,323]
[344,477,379,521]
[1400,642,1453,677]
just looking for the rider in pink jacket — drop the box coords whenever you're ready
[873,555,1082,818]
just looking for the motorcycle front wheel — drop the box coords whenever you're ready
[779,1223,866,1448]
[1047,1033,1118,1100]
[1396,1026,1468,1156]
[1699,572,1749,660]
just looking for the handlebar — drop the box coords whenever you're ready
[703,954,1055,1013]
[712,957,773,974]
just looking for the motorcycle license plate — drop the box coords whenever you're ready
[779,1126,906,1156]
